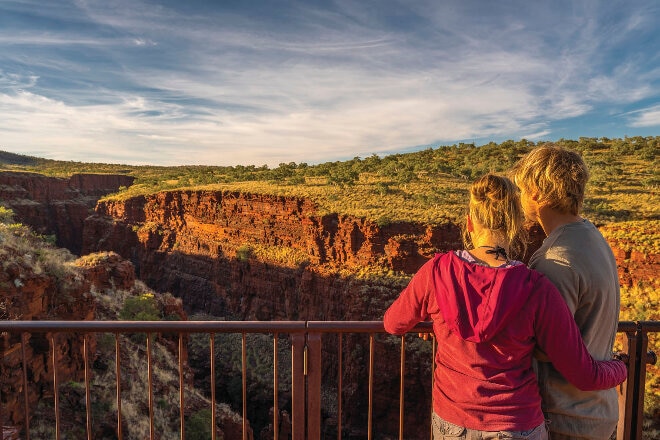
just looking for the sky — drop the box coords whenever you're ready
[0,0,659,167]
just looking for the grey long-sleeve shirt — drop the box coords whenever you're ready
[530,219,621,439]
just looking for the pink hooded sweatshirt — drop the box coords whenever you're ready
[383,252,627,431]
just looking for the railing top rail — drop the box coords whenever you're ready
[0,320,639,334]
[0,320,308,333]
[639,321,660,333]
[618,321,638,332]
[306,321,433,333]
[306,321,384,332]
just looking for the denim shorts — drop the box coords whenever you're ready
[432,413,549,440]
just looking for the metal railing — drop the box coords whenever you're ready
[0,320,656,440]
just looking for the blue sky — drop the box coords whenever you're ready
[0,0,658,167]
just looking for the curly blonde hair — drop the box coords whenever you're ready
[463,173,527,259]
[511,144,589,216]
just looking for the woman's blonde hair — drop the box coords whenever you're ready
[463,173,527,258]
[511,144,589,215]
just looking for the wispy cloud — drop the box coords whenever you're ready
[628,105,660,128]
[520,128,552,140]
[0,0,658,166]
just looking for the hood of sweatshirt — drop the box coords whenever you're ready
[433,252,543,343]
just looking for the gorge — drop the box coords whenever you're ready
[1,170,658,438]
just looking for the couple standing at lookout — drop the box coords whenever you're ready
[384,145,626,440]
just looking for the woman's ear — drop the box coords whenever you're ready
[466,215,474,232]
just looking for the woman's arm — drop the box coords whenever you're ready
[383,258,435,335]
[533,277,627,391]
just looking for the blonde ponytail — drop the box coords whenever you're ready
[463,174,527,259]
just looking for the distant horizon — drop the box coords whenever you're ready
[1,1,659,167]
[1,134,657,169]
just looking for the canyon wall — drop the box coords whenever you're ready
[0,171,134,255]
[81,190,658,321]
[81,190,462,320]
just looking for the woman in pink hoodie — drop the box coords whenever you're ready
[383,173,626,440]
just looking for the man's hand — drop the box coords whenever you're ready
[613,352,629,364]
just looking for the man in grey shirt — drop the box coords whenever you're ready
[512,145,621,439]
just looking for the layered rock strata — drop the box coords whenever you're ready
[82,190,462,320]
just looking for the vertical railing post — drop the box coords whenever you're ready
[617,326,638,440]
[430,334,436,440]
[115,333,123,440]
[291,333,306,440]
[367,333,375,440]
[210,333,216,440]
[147,332,154,440]
[337,333,343,440]
[179,333,185,440]
[633,324,647,440]
[83,334,92,440]
[634,322,659,440]
[21,332,31,440]
[273,334,279,440]
[399,336,406,440]
[241,333,247,440]
[306,332,322,440]
[51,334,61,440]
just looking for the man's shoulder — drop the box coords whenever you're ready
[531,220,607,263]
[528,249,575,285]
[528,222,590,285]
[528,233,572,270]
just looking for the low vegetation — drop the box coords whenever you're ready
[2,137,658,225]
[600,220,660,255]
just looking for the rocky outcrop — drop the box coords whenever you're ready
[1,243,247,438]
[0,247,95,432]
[0,171,134,255]
[610,247,658,288]
[69,252,247,440]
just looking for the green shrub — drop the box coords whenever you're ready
[376,215,392,227]
[236,244,253,262]
[119,293,161,321]
[0,206,14,224]
[374,182,391,196]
